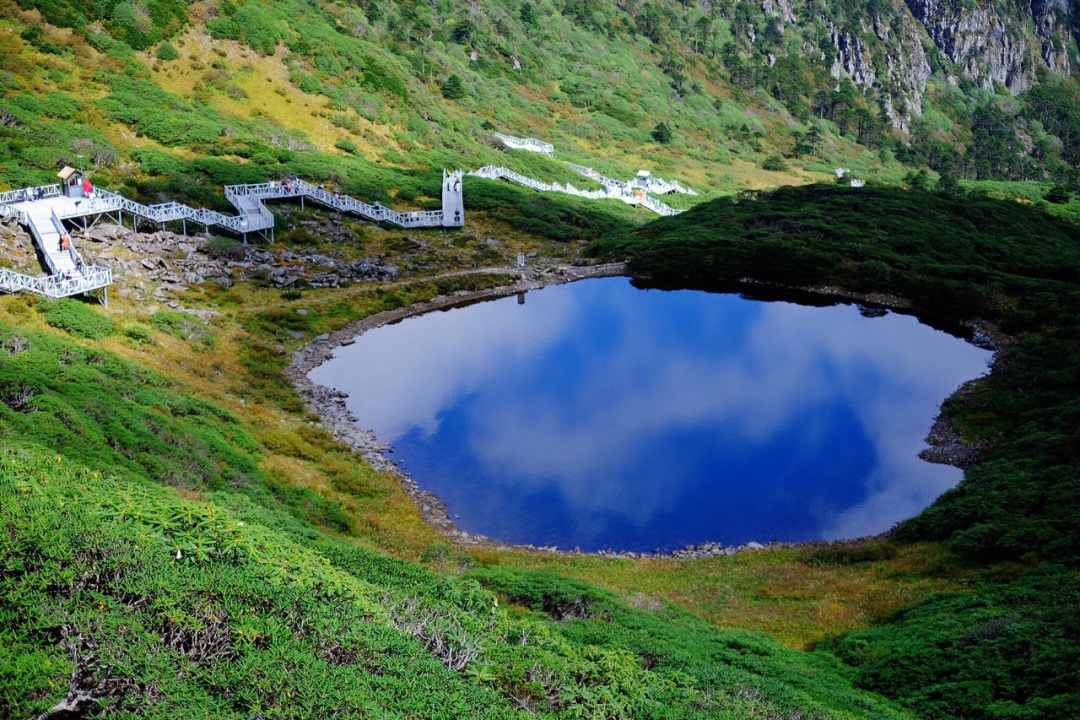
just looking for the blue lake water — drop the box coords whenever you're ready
[309,277,992,552]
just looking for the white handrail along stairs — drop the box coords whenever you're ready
[0,170,466,299]
[468,165,685,216]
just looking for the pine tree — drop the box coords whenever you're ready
[652,122,673,144]
[520,2,537,27]
[441,74,466,100]
[937,173,961,195]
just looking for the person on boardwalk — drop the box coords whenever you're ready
[59,233,70,252]
[82,177,93,200]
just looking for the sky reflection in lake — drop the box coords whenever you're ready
[309,278,992,552]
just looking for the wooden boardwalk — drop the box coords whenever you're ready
[467,165,687,216]
[0,171,465,299]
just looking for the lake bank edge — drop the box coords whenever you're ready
[288,265,1009,560]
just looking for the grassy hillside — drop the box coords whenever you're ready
[0,311,915,719]
[590,183,1080,719]
[4,0,1080,221]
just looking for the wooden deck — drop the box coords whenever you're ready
[0,170,465,299]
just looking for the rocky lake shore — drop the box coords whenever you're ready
[286,268,1007,561]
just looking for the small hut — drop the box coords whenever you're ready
[58,166,84,198]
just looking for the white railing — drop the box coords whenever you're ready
[45,207,66,275]
[0,266,112,298]
[563,163,626,192]
[58,189,275,234]
[633,177,697,196]
[468,166,684,216]
[0,184,61,206]
[493,133,554,156]
[565,163,696,198]
[638,194,681,216]
[54,180,455,233]
[0,202,27,224]
[1,172,466,299]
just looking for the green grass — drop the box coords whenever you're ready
[42,298,115,339]
[0,411,911,718]
[149,311,215,349]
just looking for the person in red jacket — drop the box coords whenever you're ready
[82,177,93,199]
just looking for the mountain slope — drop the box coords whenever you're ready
[3,0,1080,210]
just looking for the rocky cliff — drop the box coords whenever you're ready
[757,0,1079,128]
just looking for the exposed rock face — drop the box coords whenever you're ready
[881,13,934,128]
[1029,0,1075,75]
[904,0,1075,93]
[829,21,877,90]
[906,0,1031,92]
[761,0,797,24]
[825,12,932,130]
[765,0,1077,129]
[0,214,38,272]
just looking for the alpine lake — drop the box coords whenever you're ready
[309,277,993,553]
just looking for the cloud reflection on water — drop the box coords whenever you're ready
[309,278,992,551]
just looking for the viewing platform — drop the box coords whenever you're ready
[0,170,465,299]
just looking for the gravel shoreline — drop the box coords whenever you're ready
[287,267,1006,560]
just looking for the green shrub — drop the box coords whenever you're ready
[762,153,787,171]
[39,92,80,119]
[946,522,1001,560]
[440,74,465,100]
[232,2,287,54]
[155,42,180,61]
[652,121,673,143]
[19,26,66,56]
[1045,184,1071,203]
[42,299,114,339]
[206,17,239,40]
[122,324,155,346]
[859,259,892,285]
[334,139,359,154]
[937,173,961,194]
[150,311,215,348]
[519,2,537,26]
[204,236,244,259]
